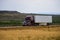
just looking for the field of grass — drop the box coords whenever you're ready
[0,20,22,26]
[0,26,60,40]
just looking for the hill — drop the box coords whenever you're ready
[0,11,60,26]
[0,11,27,21]
[0,11,27,26]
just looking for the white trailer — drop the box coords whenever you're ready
[34,15,52,25]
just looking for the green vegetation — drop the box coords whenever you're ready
[0,11,26,26]
[0,20,22,26]
[52,15,60,24]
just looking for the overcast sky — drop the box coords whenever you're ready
[0,0,60,14]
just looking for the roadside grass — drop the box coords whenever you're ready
[18,36,60,40]
[0,26,60,40]
[0,20,22,26]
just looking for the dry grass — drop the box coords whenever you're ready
[0,26,60,40]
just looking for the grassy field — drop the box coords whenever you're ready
[0,26,60,40]
[0,20,22,26]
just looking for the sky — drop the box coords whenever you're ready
[0,0,60,14]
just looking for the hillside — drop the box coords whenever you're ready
[0,11,27,21]
[0,11,27,26]
[0,11,60,26]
